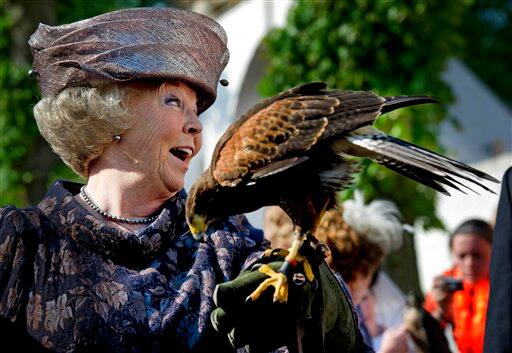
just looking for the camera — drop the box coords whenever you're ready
[442,277,464,292]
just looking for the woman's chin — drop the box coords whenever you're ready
[161,175,185,194]
[461,272,480,283]
[159,161,187,193]
[163,182,184,195]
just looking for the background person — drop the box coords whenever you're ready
[313,192,407,351]
[424,219,492,353]
[263,205,294,249]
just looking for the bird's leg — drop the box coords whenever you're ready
[262,247,290,258]
[247,227,309,303]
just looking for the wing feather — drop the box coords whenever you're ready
[212,96,336,186]
[251,156,310,180]
[332,127,497,194]
[210,82,328,167]
[320,90,385,138]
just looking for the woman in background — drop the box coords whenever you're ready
[264,205,294,249]
[314,192,405,351]
[265,193,408,351]
[424,219,492,353]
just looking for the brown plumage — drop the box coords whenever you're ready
[186,82,498,302]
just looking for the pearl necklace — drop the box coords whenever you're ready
[80,186,158,224]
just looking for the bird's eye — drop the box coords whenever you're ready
[164,94,181,107]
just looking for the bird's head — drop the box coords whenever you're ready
[185,172,216,241]
[187,213,208,240]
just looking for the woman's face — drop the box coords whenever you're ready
[119,81,202,194]
[349,270,374,305]
[451,233,491,283]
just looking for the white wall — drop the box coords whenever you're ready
[440,59,512,163]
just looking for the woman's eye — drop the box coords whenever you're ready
[164,95,181,107]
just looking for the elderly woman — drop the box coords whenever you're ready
[0,7,363,353]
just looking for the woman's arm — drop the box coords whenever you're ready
[0,206,40,322]
[0,206,46,353]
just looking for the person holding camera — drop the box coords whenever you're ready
[424,219,493,353]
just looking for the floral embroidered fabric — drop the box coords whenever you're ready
[0,180,267,352]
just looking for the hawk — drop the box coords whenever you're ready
[186,82,498,302]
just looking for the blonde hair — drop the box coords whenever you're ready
[315,191,403,283]
[33,85,135,178]
[264,206,294,249]
[316,209,385,283]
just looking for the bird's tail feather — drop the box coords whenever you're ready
[335,127,499,195]
[381,95,438,114]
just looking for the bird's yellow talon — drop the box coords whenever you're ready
[258,264,276,277]
[247,264,289,303]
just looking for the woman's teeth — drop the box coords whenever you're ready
[170,147,192,161]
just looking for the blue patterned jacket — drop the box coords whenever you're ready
[0,180,266,352]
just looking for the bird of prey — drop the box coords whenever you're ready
[186,82,498,303]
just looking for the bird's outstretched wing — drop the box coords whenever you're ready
[208,81,493,197]
[332,126,499,195]
[210,83,384,187]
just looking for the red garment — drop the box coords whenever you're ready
[424,267,489,353]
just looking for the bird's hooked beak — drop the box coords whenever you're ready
[189,214,207,241]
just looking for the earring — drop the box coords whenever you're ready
[113,135,121,143]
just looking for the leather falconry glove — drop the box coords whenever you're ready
[211,250,364,353]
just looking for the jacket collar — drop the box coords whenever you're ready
[37,180,189,267]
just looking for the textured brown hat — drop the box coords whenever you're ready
[28,7,229,113]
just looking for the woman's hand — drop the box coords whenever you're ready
[430,275,454,323]
[378,325,410,353]
[211,263,290,350]
[359,290,384,337]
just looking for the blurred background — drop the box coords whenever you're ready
[1,0,511,297]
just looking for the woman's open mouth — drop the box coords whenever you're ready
[169,146,193,167]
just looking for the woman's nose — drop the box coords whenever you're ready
[184,112,202,135]
[465,256,477,269]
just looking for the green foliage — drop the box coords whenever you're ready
[55,0,144,24]
[260,0,476,229]
[461,0,512,107]
[0,7,40,206]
